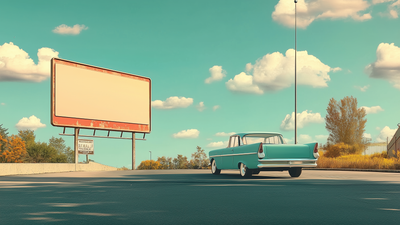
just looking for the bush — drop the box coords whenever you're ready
[137,160,161,170]
[324,142,364,158]
[317,150,400,170]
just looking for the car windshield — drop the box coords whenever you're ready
[242,134,286,145]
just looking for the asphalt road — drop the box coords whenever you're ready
[0,169,399,224]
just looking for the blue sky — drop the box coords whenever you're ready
[1,0,399,168]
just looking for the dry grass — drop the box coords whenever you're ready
[317,151,400,170]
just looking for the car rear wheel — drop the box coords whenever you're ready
[211,160,221,175]
[288,168,302,177]
[240,163,252,177]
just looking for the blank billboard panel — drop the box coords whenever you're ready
[51,58,151,133]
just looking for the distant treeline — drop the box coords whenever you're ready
[0,124,73,163]
[137,146,210,169]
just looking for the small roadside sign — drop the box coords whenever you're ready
[78,139,94,155]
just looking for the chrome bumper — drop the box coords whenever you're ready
[257,158,317,168]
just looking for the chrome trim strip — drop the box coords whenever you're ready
[257,158,317,168]
[210,152,257,157]
[257,163,317,168]
[258,159,317,162]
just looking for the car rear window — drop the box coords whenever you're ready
[243,134,285,145]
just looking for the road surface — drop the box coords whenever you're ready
[0,169,399,224]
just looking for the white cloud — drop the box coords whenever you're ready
[373,0,400,18]
[152,96,193,109]
[389,9,399,18]
[15,115,46,131]
[363,133,372,139]
[283,138,292,144]
[315,134,329,140]
[196,102,206,112]
[376,126,396,142]
[251,49,336,91]
[213,105,220,111]
[272,0,371,29]
[228,49,337,94]
[0,42,59,82]
[215,132,236,137]
[52,24,88,35]
[298,134,315,144]
[207,141,228,148]
[360,106,384,114]
[172,129,199,139]
[205,65,226,84]
[355,85,370,92]
[226,72,264,94]
[365,43,400,89]
[280,110,324,131]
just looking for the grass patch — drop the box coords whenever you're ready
[317,151,400,170]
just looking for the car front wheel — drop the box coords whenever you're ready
[240,163,252,177]
[288,167,302,177]
[211,160,221,175]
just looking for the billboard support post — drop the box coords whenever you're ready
[132,132,136,170]
[74,128,79,171]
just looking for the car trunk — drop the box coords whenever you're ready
[263,144,311,159]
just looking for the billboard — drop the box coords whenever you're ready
[51,58,151,133]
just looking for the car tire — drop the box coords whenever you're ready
[211,160,221,175]
[240,163,252,177]
[288,168,302,177]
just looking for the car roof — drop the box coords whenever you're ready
[233,132,283,139]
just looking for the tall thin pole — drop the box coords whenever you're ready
[294,0,298,145]
[132,132,136,170]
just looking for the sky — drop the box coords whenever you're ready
[1,0,400,169]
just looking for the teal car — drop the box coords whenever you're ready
[208,132,319,178]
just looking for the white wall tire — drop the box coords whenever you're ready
[239,163,252,177]
[211,160,221,175]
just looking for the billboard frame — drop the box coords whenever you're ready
[51,57,151,133]
[51,58,151,170]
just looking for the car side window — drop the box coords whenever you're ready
[230,136,239,147]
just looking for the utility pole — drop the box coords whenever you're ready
[294,0,298,145]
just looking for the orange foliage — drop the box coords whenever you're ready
[317,150,400,170]
[137,160,161,170]
[0,135,27,163]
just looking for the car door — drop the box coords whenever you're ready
[224,135,238,169]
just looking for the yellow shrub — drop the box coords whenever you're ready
[317,150,400,170]
[324,142,364,158]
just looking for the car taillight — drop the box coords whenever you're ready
[258,142,265,159]
[314,143,318,153]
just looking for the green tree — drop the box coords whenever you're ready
[26,142,67,163]
[18,130,36,149]
[173,154,188,169]
[325,96,367,154]
[191,146,208,169]
[48,137,74,163]
[157,156,173,169]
